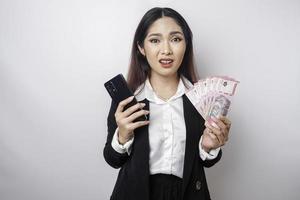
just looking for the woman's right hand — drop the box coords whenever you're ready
[114,96,150,144]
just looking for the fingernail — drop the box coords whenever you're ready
[212,122,220,130]
[211,116,218,121]
[207,118,214,125]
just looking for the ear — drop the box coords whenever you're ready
[137,43,146,56]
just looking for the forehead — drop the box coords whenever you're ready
[146,17,183,36]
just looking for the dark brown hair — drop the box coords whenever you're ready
[127,7,199,93]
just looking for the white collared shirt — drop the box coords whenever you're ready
[111,75,220,178]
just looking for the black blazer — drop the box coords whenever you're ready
[103,94,222,200]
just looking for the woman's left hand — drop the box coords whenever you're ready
[201,116,231,153]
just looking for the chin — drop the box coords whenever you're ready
[155,70,178,78]
[150,64,180,77]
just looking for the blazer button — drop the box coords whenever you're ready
[196,180,201,190]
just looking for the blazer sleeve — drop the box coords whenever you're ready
[202,149,222,168]
[103,100,130,169]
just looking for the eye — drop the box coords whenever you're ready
[149,38,160,43]
[171,37,182,42]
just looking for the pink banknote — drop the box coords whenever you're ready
[185,75,239,127]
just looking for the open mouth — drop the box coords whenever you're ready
[159,58,174,64]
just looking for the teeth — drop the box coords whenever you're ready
[160,60,172,64]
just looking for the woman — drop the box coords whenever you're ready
[103,7,231,200]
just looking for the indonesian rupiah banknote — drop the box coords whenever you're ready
[185,76,239,127]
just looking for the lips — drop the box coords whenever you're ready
[159,58,174,64]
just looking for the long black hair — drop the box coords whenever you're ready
[127,7,199,93]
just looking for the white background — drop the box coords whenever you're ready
[1,0,299,200]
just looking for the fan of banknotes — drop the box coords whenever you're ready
[185,76,239,126]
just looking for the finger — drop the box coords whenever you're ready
[203,127,211,136]
[224,133,229,142]
[205,121,220,133]
[208,125,225,145]
[206,127,227,147]
[224,127,230,141]
[214,131,225,145]
[205,118,219,130]
[220,115,230,124]
[220,116,231,128]
[215,119,229,141]
[203,128,222,148]
[219,117,231,140]
[210,131,226,146]
[205,120,220,130]
[116,96,135,114]
[207,130,220,144]
[125,109,149,123]
[211,116,227,132]
[122,102,145,118]
[204,127,210,133]
[222,128,229,141]
[204,121,209,128]
[130,120,150,130]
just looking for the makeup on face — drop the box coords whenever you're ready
[140,17,186,77]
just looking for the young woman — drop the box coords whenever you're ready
[103,7,231,200]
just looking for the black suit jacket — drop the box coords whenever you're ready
[103,94,222,200]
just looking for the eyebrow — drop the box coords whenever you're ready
[147,31,184,37]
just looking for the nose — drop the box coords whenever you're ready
[160,41,173,55]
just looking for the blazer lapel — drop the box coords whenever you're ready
[131,98,150,200]
[182,94,204,197]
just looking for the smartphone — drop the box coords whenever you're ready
[104,74,148,122]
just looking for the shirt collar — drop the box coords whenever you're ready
[134,75,193,104]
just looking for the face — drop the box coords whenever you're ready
[138,17,186,79]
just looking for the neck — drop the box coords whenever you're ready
[149,73,180,100]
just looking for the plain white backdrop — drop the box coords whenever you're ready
[1,0,299,199]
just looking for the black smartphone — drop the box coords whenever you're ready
[104,74,148,122]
